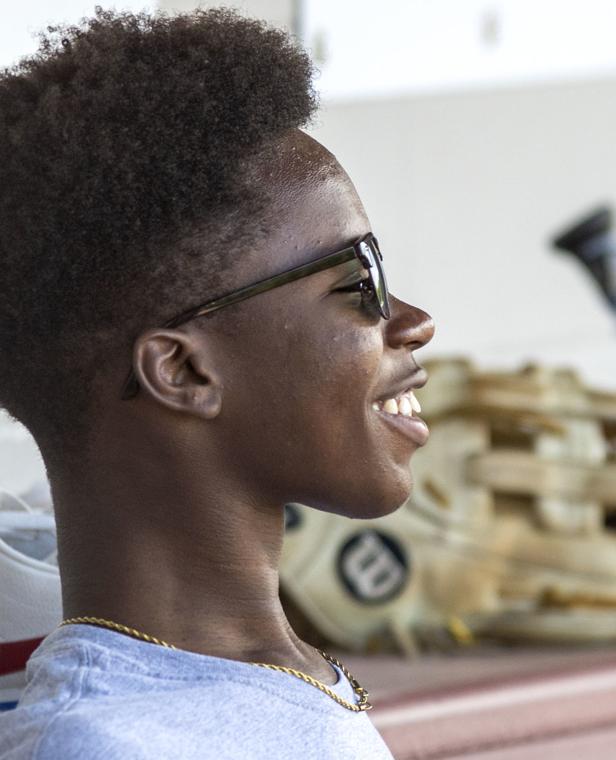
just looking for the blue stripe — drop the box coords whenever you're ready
[0,701,18,711]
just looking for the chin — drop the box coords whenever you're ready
[313,469,414,521]
[364,464,414,518]
[353,491,411,520]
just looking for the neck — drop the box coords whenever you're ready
[50,439,333,681]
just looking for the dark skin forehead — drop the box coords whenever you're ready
[234,129,370,283]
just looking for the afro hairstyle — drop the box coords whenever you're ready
[0,7,317,448]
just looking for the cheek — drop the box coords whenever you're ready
[282,329,415,516]
[277,327,392,494]
[216,306,411,514]
[288,326,381,421]
[222,315,382,450]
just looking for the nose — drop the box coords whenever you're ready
[385,294,435,351]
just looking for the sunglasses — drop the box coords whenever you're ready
[120,232,391,400]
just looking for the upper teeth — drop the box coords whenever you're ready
[373,390,421,417]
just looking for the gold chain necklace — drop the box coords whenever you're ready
[59,616,372,712]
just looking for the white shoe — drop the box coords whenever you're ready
[0,488,61,711]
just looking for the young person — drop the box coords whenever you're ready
[0,8,434,758]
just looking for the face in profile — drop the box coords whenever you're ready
[201,131,435,520]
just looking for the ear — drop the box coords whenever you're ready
[132,328,222,419]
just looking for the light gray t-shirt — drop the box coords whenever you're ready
[0,624,394,759]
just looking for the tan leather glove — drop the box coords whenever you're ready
[280,359,616,655]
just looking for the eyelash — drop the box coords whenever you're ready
[336,279,376,306]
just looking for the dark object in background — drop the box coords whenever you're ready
[552,206,616,310]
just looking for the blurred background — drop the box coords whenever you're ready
[3,2,616,754]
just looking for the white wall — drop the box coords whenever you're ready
[309,79,616,390]
[0,2,156,68]
[304,0,616,101]
[157,0,295,31]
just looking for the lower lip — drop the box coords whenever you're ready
[375,410,430,446]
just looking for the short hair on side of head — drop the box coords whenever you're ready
[0,7,317,449]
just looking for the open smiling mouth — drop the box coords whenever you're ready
[371,389,430,446]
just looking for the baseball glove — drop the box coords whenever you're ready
[280,358,616,655]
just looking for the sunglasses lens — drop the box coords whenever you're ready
[373,257,390,319]
[361,237,390,319]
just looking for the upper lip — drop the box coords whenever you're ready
[376,367,429,402]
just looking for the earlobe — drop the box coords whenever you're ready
[132,328,222,419]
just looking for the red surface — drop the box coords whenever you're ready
[340,647,616,759]
[0,637,43,675]
[448,727,616,760]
